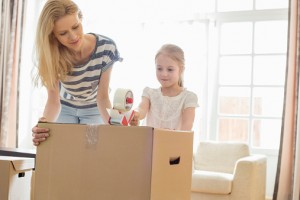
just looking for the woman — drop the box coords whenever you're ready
[32,0,122,146]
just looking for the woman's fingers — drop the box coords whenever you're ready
[32,126,50,146]
[32,126,49,134]
[32,133,49,146]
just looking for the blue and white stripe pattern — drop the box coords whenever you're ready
[60,33,121,109]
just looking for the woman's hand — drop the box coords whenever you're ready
[32,117,50,146]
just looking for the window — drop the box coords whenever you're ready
[212,16,288,151]
[19,0,288,149]
[18,1,288,197]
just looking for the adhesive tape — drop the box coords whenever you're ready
[113,88,134,112]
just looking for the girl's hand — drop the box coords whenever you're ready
[129,111,140,126]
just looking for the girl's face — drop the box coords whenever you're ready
[53,13,83,52]
[155,54,181,88]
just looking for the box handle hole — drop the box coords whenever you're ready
[18,172,25,178]
[169,156,180,165]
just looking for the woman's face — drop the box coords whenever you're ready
[52,13,84,52]
[155,54,181,88]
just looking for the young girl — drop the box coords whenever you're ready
[130,44,198,131]
[32,0,122,146]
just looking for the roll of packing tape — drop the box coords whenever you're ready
[113,88,134,112]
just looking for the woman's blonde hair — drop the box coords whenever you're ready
[34,0,82,88]
[155,44,185,87]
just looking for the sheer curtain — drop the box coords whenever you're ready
[0,0,26,147]
[273,0,300,199]
[17,0,207,149]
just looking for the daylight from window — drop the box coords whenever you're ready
[19,0,288,149]
[18,0,288,197]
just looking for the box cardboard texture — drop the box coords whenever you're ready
[34,123,193,200]
[0,156,35,200]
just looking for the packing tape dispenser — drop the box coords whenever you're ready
[108,88,134,126]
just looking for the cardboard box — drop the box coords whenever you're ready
[34,123,193,200]
[0,156,35,200]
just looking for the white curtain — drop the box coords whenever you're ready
[0,0,26,147]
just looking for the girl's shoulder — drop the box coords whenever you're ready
[142,87,161,98]
[182,88,197,97]
[182,88,199,107]
[143,87,160,93]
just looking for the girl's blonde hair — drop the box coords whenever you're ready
[155,44,185,87]
[34,0,82,88]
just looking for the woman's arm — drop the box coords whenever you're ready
[180,107,196,131]
[42,81,61,122]
[96,67,113,124]
[32,81,61,146]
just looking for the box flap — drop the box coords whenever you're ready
[151,128,194,200]
[11,157,35,172]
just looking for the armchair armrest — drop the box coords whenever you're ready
[231,154,267,200]
[192,152,196,173]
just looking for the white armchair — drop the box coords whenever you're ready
[191,141,267,200]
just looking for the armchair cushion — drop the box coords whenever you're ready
[192,170,233,194]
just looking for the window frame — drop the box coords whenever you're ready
[207,8,288,156]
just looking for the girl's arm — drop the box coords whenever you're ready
[96,67,113,124]
[42,80,61,122]
[130,96,150,126]
[136,96,150,120]
[180,107,196,131]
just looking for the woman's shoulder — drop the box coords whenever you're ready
[91,33,116,44]
[89,33,120,61]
